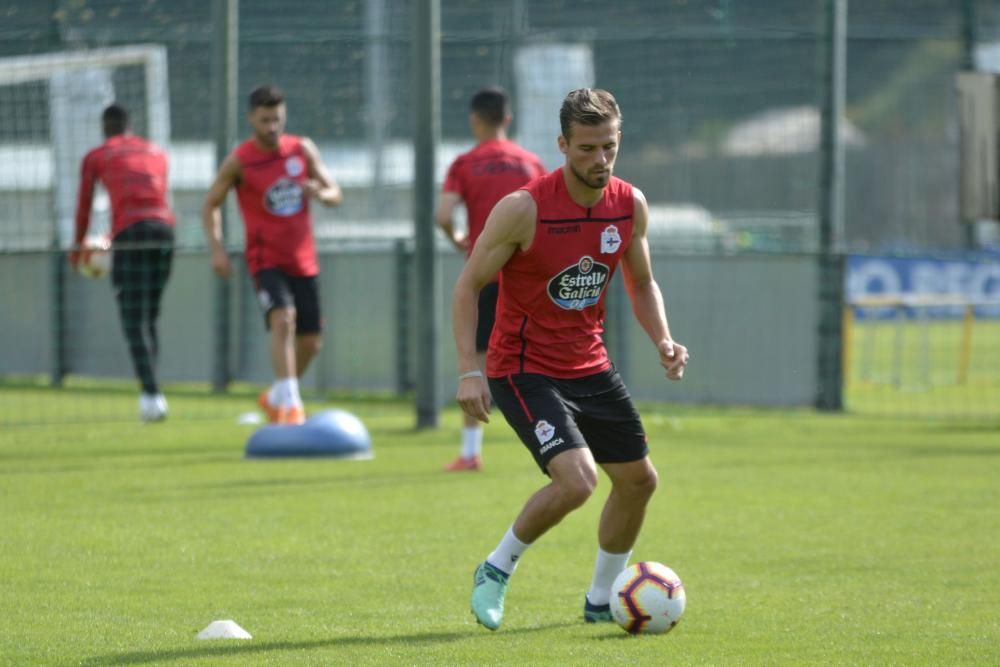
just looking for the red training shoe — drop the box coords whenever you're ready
[257,390,280,424]
[443,455,482,472]
[277,404,306,426]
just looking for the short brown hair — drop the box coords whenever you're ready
[248,85,285,111]
[559,88,621,139]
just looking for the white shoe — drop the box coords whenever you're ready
[139,393,168,422]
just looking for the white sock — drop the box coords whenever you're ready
[267,382,280,406]
[285,377,302,407]
[461,426,483,459]
[486,526,531,576]
[586,547,632,606]
[274,377,302,408]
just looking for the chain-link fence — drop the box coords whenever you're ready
[1,0,998,424]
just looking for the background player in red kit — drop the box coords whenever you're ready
[453,88,690,630]
[202,85,342,425]
[73,103,175,423]
[437,87,546,472]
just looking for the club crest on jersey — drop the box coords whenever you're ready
[285,155,305,177]
[601,224,622,254]
[547,255,610,311]
[264,178,304,216]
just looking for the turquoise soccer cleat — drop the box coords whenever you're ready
[583,595,614,623]
[471,561,510,631]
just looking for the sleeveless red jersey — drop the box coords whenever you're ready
[75,134,173,244]
[233,134,317,276]
[442,138,546,257]
[487,167,634,378]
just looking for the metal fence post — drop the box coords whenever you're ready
[395,239,413,395]
[211,0,238,392]
[50,249,67,386]
[816,0,847,411]
[412,0,442,428]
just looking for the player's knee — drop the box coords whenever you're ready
[301,334,322,357]
[557,469,598,509]
[637,465,659,499]
[270,307,297,333]
[624,464,658,501]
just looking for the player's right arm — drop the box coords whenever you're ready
[435,191,467,252]
[70,150,99,266]
[201,154,241,279]
[453,190,535,422]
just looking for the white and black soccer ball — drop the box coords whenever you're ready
[609,561,686,635]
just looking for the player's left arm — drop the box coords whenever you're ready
[300,136,343,207]
[621,187,690,381]
[436,191,468,252]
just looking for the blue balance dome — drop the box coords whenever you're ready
[245,409,373,459]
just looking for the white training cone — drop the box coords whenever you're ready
[196,619,252,640]
[237,412,263,425]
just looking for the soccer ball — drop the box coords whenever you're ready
[609,561,686,635]
[77,234,112,279]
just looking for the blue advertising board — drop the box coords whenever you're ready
[846,253,1000,319]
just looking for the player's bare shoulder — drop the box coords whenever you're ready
[211,152,243,191]
[631,186,649,238]
[298,135,320,156]
[497,188,537,220]
[490,189,537,250]
[298,136,325,169]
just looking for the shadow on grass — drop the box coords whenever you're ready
[78,622,577,665]
[0,459,237,477]
[0,446,237,463]
[902,445,1000,458]
[0,449,242,479]
[124,469,464,503]
[918,425,1000,438]
[592,631,669,642]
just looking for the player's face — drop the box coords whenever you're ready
[249,103,286,149]
[559,120,621,190]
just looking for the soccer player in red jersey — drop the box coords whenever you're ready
[453,89,690,630]
[202,85,342,425]
[437,87,546,472]
[72,104,176,422]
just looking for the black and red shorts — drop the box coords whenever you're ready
[488,367,648,475]
[253,268,323,334]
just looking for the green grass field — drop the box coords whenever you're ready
[845,319,1000,418]
[1,389,998,666]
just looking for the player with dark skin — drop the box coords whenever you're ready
[72,103,176,422]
